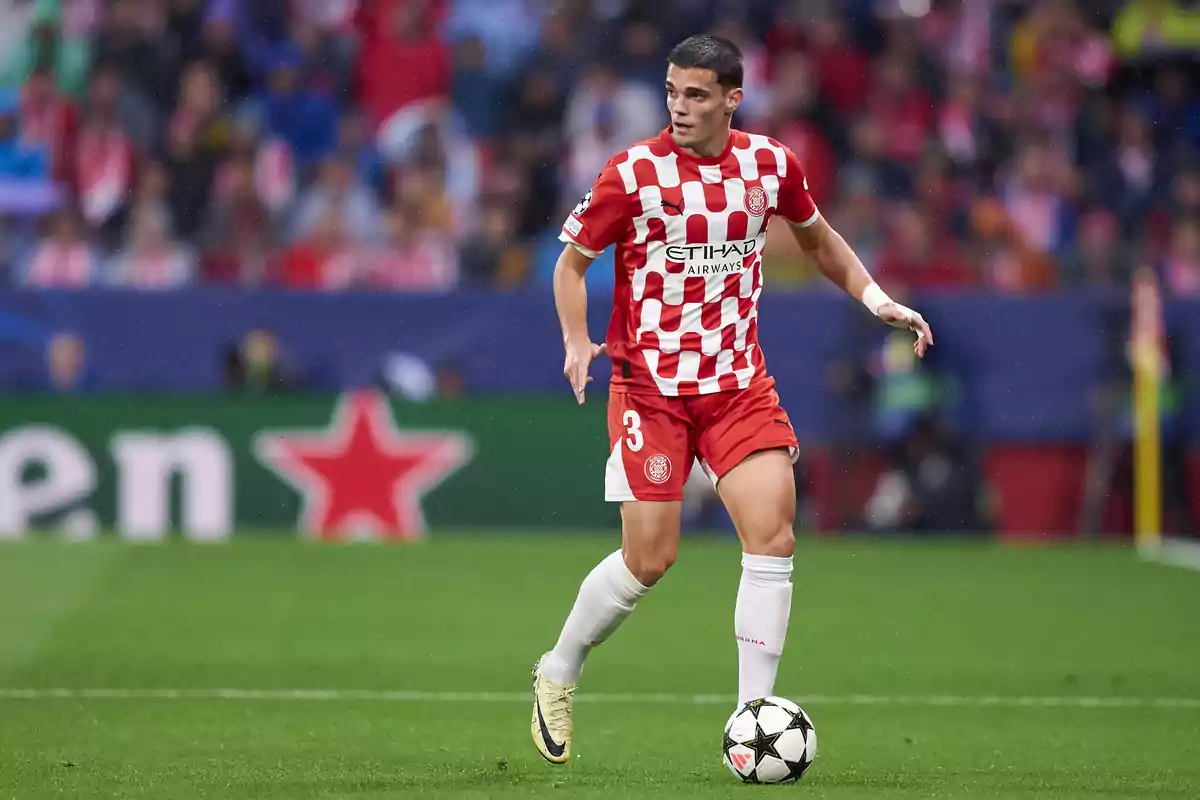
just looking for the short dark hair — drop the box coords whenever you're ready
[668,35,743,90]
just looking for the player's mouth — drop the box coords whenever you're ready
[673,121,693,135]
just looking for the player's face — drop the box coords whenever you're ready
[665,64,741,155]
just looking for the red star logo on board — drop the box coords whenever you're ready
[253,389,473,541]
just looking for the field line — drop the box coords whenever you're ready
[1,688,1199,710]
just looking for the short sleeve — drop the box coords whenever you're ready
[559,160,630,257]
[776,146,820,228]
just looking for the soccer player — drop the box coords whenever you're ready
[531,34,933,764]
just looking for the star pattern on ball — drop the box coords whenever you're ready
[746,722,784,764]
[780,710,816,782]
[786,710,813,737]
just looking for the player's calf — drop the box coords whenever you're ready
[715,448,798,706]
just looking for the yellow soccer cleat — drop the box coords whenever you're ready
[530,654,576,764]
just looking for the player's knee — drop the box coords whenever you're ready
[624,545,676,587]
[747,524,794,558]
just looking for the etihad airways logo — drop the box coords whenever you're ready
[666,240,757,276]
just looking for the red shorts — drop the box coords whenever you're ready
[604,377,798,502]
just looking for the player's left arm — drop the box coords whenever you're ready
[775,148,933,356]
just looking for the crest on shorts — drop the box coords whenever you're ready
[644,454,672,484]
[745,186,768,216]
[573,189,592,216]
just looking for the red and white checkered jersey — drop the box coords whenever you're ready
[559,127,820,396]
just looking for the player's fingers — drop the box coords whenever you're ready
[569,362,588,403]
[912,324,931,357]
[593,342,607,357]
[916,315,933,346]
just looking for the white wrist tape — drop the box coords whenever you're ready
[861,282,891,316]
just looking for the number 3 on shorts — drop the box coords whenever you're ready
[623,410,643,452]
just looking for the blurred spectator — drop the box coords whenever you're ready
[1162,217,1200,295]
[107,204,196,288]
[865,52,934,171]
[16,209,98,288]
[164,117,215,240]
[450,36,505,140]
[289,14,357,100]
[936,73,1003,187]
[80,65,157,156]
[45,330,94,393]
[1091,105,1164,235]
[876,206,974,292]
[192,11,256,103]
[290,153,380,244]
[92,0,176,112]
[369,205,457,291]
[19,65,76,183]
[256,49,338,168]
[0,0,1190,299]
[442,0,541,79]
[377,101,481,236]
[0,90,49,181]
[1060,209,1135,289]
[73,108,134,232]
[563,62,662,203]
[171,61,230,155]
[1001,141,1077,257]
[336,112,386,197]
[279,208,358,290]
[356,0,450,128]
[223,328,300,392]
[969,196,1056,293]
[1134,65,1200,153]
[765,52,836,208]
[458,201,527,286]
[213,109,295,219]
[796,9,871,116]
[2,6,96,99]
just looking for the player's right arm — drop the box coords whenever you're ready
[554,244,606,405]
[553,162,631,404]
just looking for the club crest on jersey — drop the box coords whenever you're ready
[744,186,768,217]
[573,190,592,216]
[644,454,672,484]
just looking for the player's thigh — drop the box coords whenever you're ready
[620,500,682,587]
[606,390,692,584]
[693,381,798,556]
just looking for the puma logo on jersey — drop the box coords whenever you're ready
[661,199,684,215]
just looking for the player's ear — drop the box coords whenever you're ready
[726,87,743,117]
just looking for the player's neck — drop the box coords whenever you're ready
[680,128,732,160]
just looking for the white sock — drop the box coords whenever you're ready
[735,553,793,706]
[540,550,650,684]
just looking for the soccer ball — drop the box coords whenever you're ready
[722,696,817,784]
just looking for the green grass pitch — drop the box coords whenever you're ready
[2,532,1199,798]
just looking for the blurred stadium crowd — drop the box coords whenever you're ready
[0,0,1197,294]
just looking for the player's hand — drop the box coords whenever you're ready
[877,302,934,358]
[563,339,607,404]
